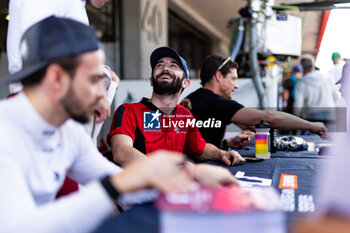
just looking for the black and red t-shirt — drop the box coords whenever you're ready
[107,98,206,156]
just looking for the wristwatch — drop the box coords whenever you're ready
[222,139,228,150]
[101,176,124,212]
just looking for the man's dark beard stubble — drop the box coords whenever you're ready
[60,85,92,123]
[152,71,185,95]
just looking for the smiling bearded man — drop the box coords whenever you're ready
[107,46,245,167]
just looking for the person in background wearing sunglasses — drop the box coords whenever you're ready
[181,55,328,150]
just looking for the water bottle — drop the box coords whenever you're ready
[255,121,271,159]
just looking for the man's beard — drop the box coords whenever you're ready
[60,85,92,123]
[152,71,184,95]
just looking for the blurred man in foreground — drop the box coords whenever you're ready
[0,17,237,233]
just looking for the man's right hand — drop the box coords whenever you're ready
[227,130,255,149]
[190,163,239,188]
[110,150,197,194]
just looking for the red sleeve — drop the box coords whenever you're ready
[107,104,137,146]
[183,111,206,156]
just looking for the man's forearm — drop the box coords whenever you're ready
[113,145,147,167]
[198,143,223,161]
[267,110,313,130]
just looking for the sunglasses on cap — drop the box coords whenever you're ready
[216,57,233,72]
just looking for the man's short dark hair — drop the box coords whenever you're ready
[200,55,239,86]
[21,55,81,87]
[300,54,315,72]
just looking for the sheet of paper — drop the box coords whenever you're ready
[235,171,272,187]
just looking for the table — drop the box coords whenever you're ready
[94,135,331,233]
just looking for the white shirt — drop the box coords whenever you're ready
[7,0,117,143]
[7,0,89,75]
[328,62,344,91]
[294,70,340,119]
[328,63,344,84]
[0,93,122,233]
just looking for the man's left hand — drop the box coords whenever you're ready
[220,150,245,166]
